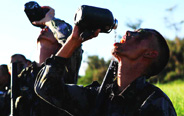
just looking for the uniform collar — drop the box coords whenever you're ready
[108,76,148,98]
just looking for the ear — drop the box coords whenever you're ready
[143,51,158,59]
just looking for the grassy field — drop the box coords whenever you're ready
[155,80,184,116]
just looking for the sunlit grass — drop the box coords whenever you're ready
[155,80,184,116]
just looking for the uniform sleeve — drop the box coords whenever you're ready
[34,56,97,116]
[139,91,177,116]
[48,18,83,84]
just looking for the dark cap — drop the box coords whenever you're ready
[50,18,73,45]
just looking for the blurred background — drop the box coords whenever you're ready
[0,0,183,75]
[0,1,184,115]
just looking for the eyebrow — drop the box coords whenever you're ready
[137,28,146,32]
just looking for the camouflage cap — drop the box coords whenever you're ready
[50,18,73,45]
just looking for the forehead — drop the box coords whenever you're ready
[136,28,154,33]
[132,29,157,45]
[135,29,155,40]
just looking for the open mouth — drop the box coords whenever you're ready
[120,35,126,43]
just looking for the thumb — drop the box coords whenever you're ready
[32,20,45,26]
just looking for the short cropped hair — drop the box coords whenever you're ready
[0,64,10,77]
[11,54,27,62]
[145,29,170,77]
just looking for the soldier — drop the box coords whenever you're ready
[0,64,10,116]
[15,6,83,116]
[34,7,177,116]
[10,54,28,75]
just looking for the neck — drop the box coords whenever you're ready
[117,60,143,92]
[38,49,52,65]
[37,42,60,65]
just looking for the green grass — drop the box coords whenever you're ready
[155,80,184,116]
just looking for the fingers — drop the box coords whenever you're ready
[71,25,101,43]
[93,29,101,37]
[71,25,81,39]
[32,6,55,26]
[45,7,55,17]
[41,6,52,9]
[87,29,101,39]
[32,20,45,26]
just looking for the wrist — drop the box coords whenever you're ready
[56,35,82,58]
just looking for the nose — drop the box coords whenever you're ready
[42,28,48,32]
[126,30,138,36]
[126,31,131,36]
[41,28,45,33]
[40,27,49,34]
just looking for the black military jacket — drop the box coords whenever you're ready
[15,18,82,116]
[35,56,177,116]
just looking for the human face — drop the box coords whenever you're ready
[37,26,57,44]
[11,55,27,74]
[112,29,152,61]
[37,26,61,64]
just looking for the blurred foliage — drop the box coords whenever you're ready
[155,80,184,116]
[78,5,184,85]
[149,5,184,83]
[126,19,143,30]
[78,56,111,85]
[149,37,184,83]
[78,37,184,85]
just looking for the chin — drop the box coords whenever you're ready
[112,52,118,58]
[112,52,121,61]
